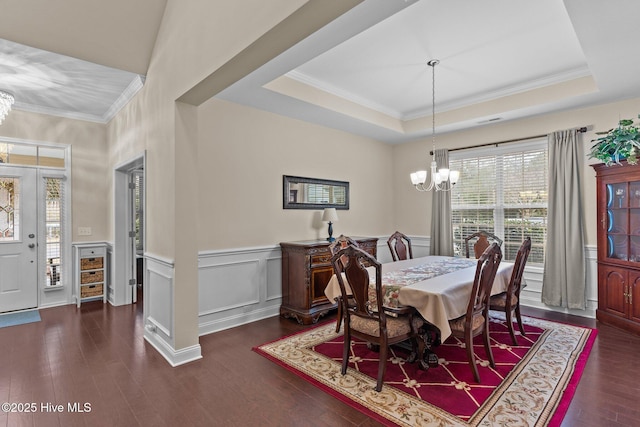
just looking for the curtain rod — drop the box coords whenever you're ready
[430,126,588,155]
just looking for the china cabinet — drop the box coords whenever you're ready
[593,162,640,334]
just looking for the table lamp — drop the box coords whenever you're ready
[322,208,339,242]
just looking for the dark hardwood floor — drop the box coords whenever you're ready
[0,301,639,426]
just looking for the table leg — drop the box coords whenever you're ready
[417,324,441,370]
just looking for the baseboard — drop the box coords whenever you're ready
[143,329,202,367]
[199,305,280,336]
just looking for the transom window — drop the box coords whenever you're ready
[0,142,66,168]
[450,139,548,264]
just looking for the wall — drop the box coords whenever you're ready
[194,97,396,333]
[196,98,396,249]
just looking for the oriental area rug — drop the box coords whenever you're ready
[253,313,596,427]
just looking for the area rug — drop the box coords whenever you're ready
[253,313,596,427]
[0,310,41,328]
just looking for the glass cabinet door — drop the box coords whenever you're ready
[607,181,640,263]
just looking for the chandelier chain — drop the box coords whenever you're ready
[431,60,436,152]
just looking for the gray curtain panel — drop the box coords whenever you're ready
[542,129,586,309]
[430,149,454,256]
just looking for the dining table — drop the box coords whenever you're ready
[324,255,515,343]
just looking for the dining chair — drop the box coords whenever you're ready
[489,237,531,345]
[464,231,503,259]
[328,235,360,333]
[387,231,413,261]
[331,244,423,392]
[448,242,502,383]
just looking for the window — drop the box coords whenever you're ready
[132,170,144,254]
[0,143,66,168]
[45,177,64,287]
[450,139,548,264]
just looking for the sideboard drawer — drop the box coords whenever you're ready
[310,253,331,267]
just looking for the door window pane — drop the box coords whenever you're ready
[0,178,19,241]
[45,178,63,286]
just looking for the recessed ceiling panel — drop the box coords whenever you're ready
[290,0,588,119]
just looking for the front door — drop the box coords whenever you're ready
[0,166,38,312]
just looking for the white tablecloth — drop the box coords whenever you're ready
[324,256,513,341]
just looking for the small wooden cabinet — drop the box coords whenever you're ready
[280,237,377,325]
[74,243,108,307]
[593,162,640,334]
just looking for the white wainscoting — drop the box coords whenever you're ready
[143,253,202,367]
[198,245,282,336]
[195,237,598,337]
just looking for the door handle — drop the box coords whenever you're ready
[28,234,35,238]
[28,243,35,249]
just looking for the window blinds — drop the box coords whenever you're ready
[450,139,548,263]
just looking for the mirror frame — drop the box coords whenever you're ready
[283,175,350,210]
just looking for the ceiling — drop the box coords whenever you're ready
[0,0,167,123]
[1,0,640,141]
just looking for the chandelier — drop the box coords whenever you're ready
[0,91,14,125]
[410,60,459,192]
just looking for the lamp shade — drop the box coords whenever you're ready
[322,208,339,222]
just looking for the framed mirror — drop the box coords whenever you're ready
[283,175,349,210]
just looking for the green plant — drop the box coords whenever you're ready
[589,115,640,166]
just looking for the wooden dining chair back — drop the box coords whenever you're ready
[331,244,422,392]
[449,242,502,382]
[328,235,360,332]
[490,237,531,344]
[387,231,413,262]
[464,231,503,259]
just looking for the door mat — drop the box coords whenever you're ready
[0,310,41,328]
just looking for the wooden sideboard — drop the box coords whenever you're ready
[280,237,378,325]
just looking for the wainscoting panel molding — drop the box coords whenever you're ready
[143,253,202,367]
[198,246,282,336]
[199,259,261,316]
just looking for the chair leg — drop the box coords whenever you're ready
[483,326,495,369]
[335,302,343,333]
[465,331,480,383]
[341,329,350,376]
[505,308,518,346]
[376,344,388,392]
[515,304,526,336]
